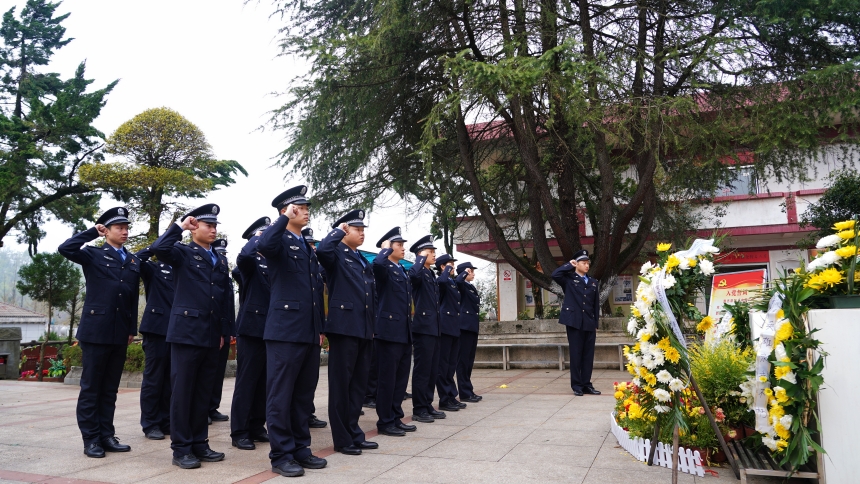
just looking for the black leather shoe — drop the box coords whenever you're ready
[411,413,434,423]
[210,411,229,422]
[195,448,225,462]
[335,445,362,455]
[583,386,602,395]
[573,389,584,396]
[396,422,417,432]
[308,415,328,428]
[297,454,327,469]
[362,400,377,409]
[272,461,304,477]
[428,409,446,419]
[379,425,406,437]
[358,441,379,450]
[454,401,467,409]
[463,395,481,403]
[251,432,270,442]
[161,427,170,435]
[232,438,255,450]
[172,454,201,469]
[439,404,460,412]
[83,442,105,458]
[403,392,412,400]
[101,436,131,452]
[144,428,165,440]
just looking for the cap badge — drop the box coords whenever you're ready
[358,210,364,218]
[212,206,218,214]
[118,208,124,215]
[301,186,307,195]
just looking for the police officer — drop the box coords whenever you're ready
[209,239,235,424]
[455,262,482,403]
[435,254,466,412]
[135,245,175,440]
[302,227,328,430]
[317,209,377,455]
[372,227,416,437]
[551,250,601,396]
[408,236,446,423]
[230,217,272,450]
[151,204,229,469]
[58,207,139,458]
[258,186,327,477]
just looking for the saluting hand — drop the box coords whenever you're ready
[339,222,349,234]
[466,268,474,275]
[95,224,108,237]
[381,240,391,249]
[181,216,198,231]
[569,259,576,266]
[285,204,299,220]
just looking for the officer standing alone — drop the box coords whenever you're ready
[455,262,482,403]
[151,204,230,469]
[551,250,601,396]
[58,207,139,458]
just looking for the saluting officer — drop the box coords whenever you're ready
[551,250,601,397]
[408,236,446,423]
[372,227,417,437]
[230,217,273,450]
[135,245,175,440]
[435,254,466,412]
[58,207,139,458]
[151,204,230,469]
[209,239,235,424]
[455,262,482,403]
[317,209,378,456]
[257,186,327,477]
[302,227,328,430]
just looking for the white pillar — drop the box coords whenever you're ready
[497,262,518,321]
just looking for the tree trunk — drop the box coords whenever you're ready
[38,304,52,382]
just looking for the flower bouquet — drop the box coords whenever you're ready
[805,218,860,308]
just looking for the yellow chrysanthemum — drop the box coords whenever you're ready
[696,315,714,332]
[837,229,856,240]
[640,332,651,342]
[665,347,681,364]
[775,422,791,440]
[774,365,792,380]
[758,375,768,383]
[687,258,697,268]
[835,245,857,258]
[776,309,784,320]
[633,343,641,353]
[657,337,671,351]
[631,306,641,318]
[776,440,788,452]
[614,390,624,400]
[774,387,789,404]
[833,220,856,231]
[774,321,794,345]
[769,402,785,419]
[805,267,845,291]
[657,242,672,252]
[628,403,643,419]
[665,254,681,271]
[644,373,657,386]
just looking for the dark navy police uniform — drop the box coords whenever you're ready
[371,228,413,435]
[230,217,272,447]
[209,239,235,422]
[408,235,442,419]
[136,246,175,438]
[551,250,600,395]
[58,207,139,456]
[257,186,325,475]
[317,209,377,453]
[455,262,482,402]
[151,204,231,465]
[435,255,464,409]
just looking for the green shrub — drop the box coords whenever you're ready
[124,343,145,372]
[689,339,755,427]
[517,310,533,321]
[544,305,561,319]
[64,344,83,368]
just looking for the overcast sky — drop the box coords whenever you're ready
[5,0,493,275]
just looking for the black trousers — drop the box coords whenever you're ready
[374,339,411,429]
[77,342,127,446]
[209,340,231,415]
[326,333,371,449]
[140,333,171,434]
[170,343,220,457]
[411,332,440,415]
[230,335,267,440]
[566,326,596,392]
[364,341,378,404]
[436,333,460,406]
[266,340,319,466]
[456,329,479,399]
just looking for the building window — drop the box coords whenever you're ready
[718,166,757,197]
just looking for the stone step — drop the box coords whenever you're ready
[480,317,627,335]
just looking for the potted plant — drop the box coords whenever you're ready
[805,218,860,308]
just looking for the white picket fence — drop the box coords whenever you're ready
[609,412,705,477]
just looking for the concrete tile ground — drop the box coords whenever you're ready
[1,368,762,483]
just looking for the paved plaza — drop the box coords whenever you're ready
[1,368,746,483]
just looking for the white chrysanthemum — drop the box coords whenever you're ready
[642,355,658,370]
[699,259,715,276]
[648,345,664,359]
[774,343,788,361]
[779,370,797,385]
[636,328,651,342]
[644,320,657,335]
[806,257,826,272]
[653,389,672,402]
[640,261,654,275]
[632,377,642,387]
[639,341,651,353]
[625,351,637,363]
[762,436,778,451]
[656,370,673,384]
[654,405,671,413]
[662,273,677,289]
[739,378,755,400]
[780,414,793,429]
[678,258,691,271]
[816,234,842,249]
[652,352,665,366]
[821,250,841,264]
[642,310,656,326]
[636,283,656,304]
[627,317,638,335]
[669,378,685,392]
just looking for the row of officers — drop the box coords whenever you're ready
[58,185,483,478]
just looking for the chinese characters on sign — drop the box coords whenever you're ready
[707,269,767,318]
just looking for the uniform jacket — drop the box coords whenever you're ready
[437,267,463,336]
[551,263,600,331]
[225,272,237,337]
[316,228,376,339]
[456,277,481,333]
[314,261,327,332]
[371,249,412,344]
[58,227,140,345]
[151,223,231,348]
[409,255,440,337]
[256,215,322,344]
[235,235,271,338]
[135,247,175,336]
